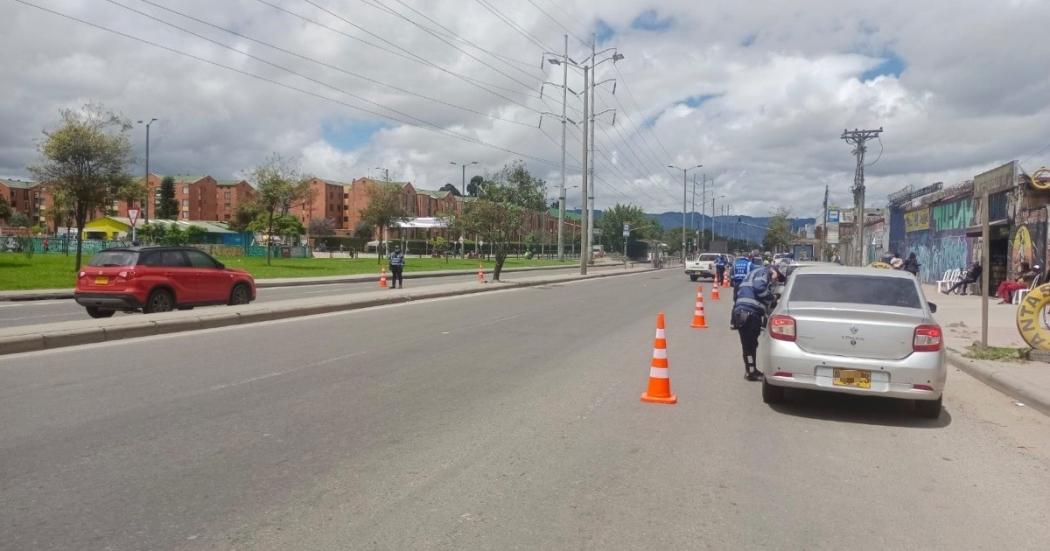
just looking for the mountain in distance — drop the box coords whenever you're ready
[569,209,815,245]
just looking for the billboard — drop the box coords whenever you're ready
[905,208,930,233]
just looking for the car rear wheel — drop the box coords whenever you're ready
[689,274,699,282]
[144,289,174,314]
[762,379,785,404]
[229,283,251,305]
[85,306,115,319]
[915,396,942,419]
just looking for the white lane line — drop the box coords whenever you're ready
[0,300,70,308]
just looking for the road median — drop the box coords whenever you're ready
[0,265,655,356]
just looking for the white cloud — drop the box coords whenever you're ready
[3,0,1050,219]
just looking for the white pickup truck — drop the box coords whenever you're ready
[684,253,723,282]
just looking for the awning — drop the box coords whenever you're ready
[391,217,449,229]
[965,219,1009,237]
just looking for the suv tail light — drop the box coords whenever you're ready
[117,270,136,280]
[913,324,943,352]
[769,315,797,341]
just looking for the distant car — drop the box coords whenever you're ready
[758,266,946,418]
[74,246,256,318]
[684,253,722,281]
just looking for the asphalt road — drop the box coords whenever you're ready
[3,270,1050,550]
[0,264,621,329]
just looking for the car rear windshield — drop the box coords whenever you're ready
[87,250,139,267]
[698,254,720,261]
[789,274,922,309]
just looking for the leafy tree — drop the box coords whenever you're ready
[249,154,307,265]
[359,182,408,263]
[228,201,262,233]
[0,195,11,222]
[439,183,462,197]
[111,174,144,216]
[162,225,187,245]
[45,185,74,237]
[763,207,793,253]
[467,175,484,197]
[30,104,134,271]
[309,218,335,240]
[354,221,374,241]
[8,212,30,228]
[454,162,546,280]
[186,224,207,244]
[597,203,653,256]
[139,222,166,243]
[157,175,179,219]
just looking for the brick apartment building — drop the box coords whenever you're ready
[0,178,45,227]
[289,178,350,230]
[216,180,257,222]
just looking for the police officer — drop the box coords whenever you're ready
[714,254,727,285]
[731,263,783,381]
[389,246,405,289]
[730,250,759,301]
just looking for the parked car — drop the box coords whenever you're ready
[74,246,256,318]
[758,266,946,418]
[684,253,722,281]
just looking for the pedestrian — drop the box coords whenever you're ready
[42,237,49,252]
[996,261,1037,303]
[730,250,760,301]
[715,254,728,285]
[731,263,783,381]
[388,246,405,289]
[946,262,981,295]
[902,252,920,277]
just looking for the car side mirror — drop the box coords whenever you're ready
[928,302,937,313]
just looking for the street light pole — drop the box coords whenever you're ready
[559,34,568,261]
[449,161,477,195]
[137,118,157,225]
[667,164,702,262]
[581,63,590,274]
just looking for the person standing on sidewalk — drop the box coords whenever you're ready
[389,247,405,289]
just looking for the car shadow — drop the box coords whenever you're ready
[769,388,952,429]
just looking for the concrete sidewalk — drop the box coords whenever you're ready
[925,284,1050,416]
[0,260,633,301]
[0,265,656,356]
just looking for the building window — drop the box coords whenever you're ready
[182,186,189,194]
[224,191,231,201]
[182,199,190,208]
[224,214,231,220]
[343,216,349,222]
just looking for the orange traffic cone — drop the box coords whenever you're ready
[379,267,388,288]
[722,273,730,288]
[477,264,486,283]
[711,282,721,301]
[690,287,709,329]
[641,312,677,404]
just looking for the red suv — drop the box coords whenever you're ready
[74,246,256,318]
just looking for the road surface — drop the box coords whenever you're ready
[0,264,621,329]
[2,269,1049,550]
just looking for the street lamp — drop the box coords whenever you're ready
[668,164,703,262]
[137,118,157,225]
[450,161,478,195]
[373,166,390,181]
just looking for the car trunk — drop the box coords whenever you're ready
[786,303,923,361]
[78,251,139,293]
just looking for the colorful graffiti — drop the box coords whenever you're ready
[932,199,972,232]
[909,234,971,284]
[1012,226,1034,269]
[905,208,930,232]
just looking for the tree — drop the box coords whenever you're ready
[8,212,31,228]
[228,201,262,233]
[309,217,335,241]
[186,224,207,244]
[597,203,653,256]
[249,154,307,265]
[439,183,462,197]
[454,162,546,280]
[45,185,74,238]
[30,104,134,271]
[358,182,408,263]
[0,195,11,222]
[110,174,144,216]
[763,207,793,253]
[157,175,179,219]
[354,221,374,241]
[466,175,484,197]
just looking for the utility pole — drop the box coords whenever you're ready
[589,36,596,265]
[841,127,883,266]
[821,184,829,262]
[667,164,702,262]
[581,63,590,274]
[690,174,696,254]
[137,118,157,225]
[558,35,568,261]
[700,174,706,250]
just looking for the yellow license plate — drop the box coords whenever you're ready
[833,368,871,389]
[94,276,109,285]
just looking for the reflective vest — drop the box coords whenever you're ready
[731,258,755,282]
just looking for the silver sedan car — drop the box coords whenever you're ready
[758,266,946,418]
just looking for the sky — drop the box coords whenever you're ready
[3,0,1050,219]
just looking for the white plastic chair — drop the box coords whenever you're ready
[937,269,961,294]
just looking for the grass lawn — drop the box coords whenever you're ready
[0,252,575,290]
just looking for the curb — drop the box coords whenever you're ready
[0,267,655,356]
[945,350,1050,417]
[0,262,631,301]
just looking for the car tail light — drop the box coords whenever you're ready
[913,384,934,391]
[769,315,797,341]
[117,270,136,280]
[913,325,943,352]
[78,271,86,278]
[772,371,794,378]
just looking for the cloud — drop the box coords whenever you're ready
[3,0,1050,221]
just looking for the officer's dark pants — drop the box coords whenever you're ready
[737,311,763,375]
[391,266,404,288]
[716,266,725,283]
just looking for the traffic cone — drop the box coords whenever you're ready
[690,287,709,329]
[477,264,486,283]
[711,282,721,301]
[722,273,730,288]
[379,268,388,288]
[641,312,677,404]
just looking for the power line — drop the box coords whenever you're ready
[472,0,552,52]
[14,0,565,167]
[524,0,588,47]
[130,0,537,129]
[613,65,678,160]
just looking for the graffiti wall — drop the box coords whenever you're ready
[890,195,975,283]
[910,233,972,284]
[1011,207,1047,273]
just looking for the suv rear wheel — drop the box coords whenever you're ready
[143,289,174,314]
[86,306,115,319]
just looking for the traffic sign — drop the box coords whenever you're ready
[128,209,140,227]
[623,222,630,237]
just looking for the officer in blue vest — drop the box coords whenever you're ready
[731,263,784,380]
[730,251,760,301]
[714,254,728,284]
